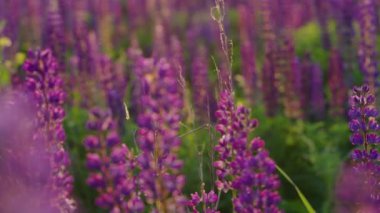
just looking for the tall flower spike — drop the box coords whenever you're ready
[84,108,142,212]
[328,49,347,117]
[135,57,186,212]
[214,90,282,212]
[43,0,66,71]
[187,185,219,213]
[358,0,379,94]
[23,49,75,212]
[339,85,380,209]
[97,55,127,133]
[348,85,379,159]
[310,64,325,120]
[191,45,216,122]
[238,4,257,104]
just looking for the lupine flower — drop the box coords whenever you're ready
[275,39,303,119]
[310,64,325,119]
[23,49,75,212]
[300,53,312,116]
[348,85,379,159]
[0,91,56,213]
[97,55,127,133]
[191,45,216,122]
[328,49,347,117]
[341,85,380,209]
[330,0,355,86]
[314,0,331,49]
[135,57,186,212]
[187,187,220,213]
[358,0,379,93]
[43,0,66,71]
[238,4,257,104]
[262,53,278,116]
[335,162,380,211]
[84,108,141,212]
[214,91,282,212]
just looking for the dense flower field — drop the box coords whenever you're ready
[1,0,380,212]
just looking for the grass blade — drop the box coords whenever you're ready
[276,165,316,213]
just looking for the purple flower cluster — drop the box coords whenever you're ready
[238,4,257,103]
[358,0,379,93]
[191,45,216,122]
[43,0,66,71]
[84,108,143,212]
[135,57,186,212]
[214,91,282,212]
[0,92,55,213]
[23,49,75,212]
[188,188,219,213]
[97,55,127,133]
[310,64,325,119]
[348,85,379,160]
[328,49,347,117]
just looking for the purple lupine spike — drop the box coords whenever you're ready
[97,55,127,133]
[328,49,347,117]
[335,162,380,211]
[310,64,325,119]
[358,0,379,94]
[275,38,303,119]
[348,85,379,158]
[191,45,217,122]
[43,0,66,71]
[0,91,59,213]
[135,57,186,212]
[84,108,141,212]
[214,90,282,212]
[187,187,220,213]
[336,85,380,209]
[238,4,257,104]
[314,0,331,49]
[330,0,356,86]
[262,53,278,117]
[22,49,75,212]
[300,53,312,117]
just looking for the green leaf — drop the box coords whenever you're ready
[276,165,316,213]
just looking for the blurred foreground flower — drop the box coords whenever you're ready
[0,91,68,213]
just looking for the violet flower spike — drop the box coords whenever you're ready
[84,108,141,212]
[23,49,75,212]
[214,90,282,212]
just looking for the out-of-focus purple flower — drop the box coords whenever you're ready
[23,49,75,212]
[238,4,257,103]
[310,64,325,119]
[328,49,347,117]
[214,90,281,212]
[358,0,379,93]
[314,0,331,49]
[84,108,140,212]
[43,0,66,71]
[335,162,380,211]
[330,0,356,86]
[0,91,57,213]
[135,57,186,212]
[262,53,278,117]
[275,39,303,119]
[191,45,217,122]
[97,55,127,133]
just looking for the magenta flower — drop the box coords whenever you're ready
[214,90,281,212]
[23,49,75,212]
[84,108,141,212]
